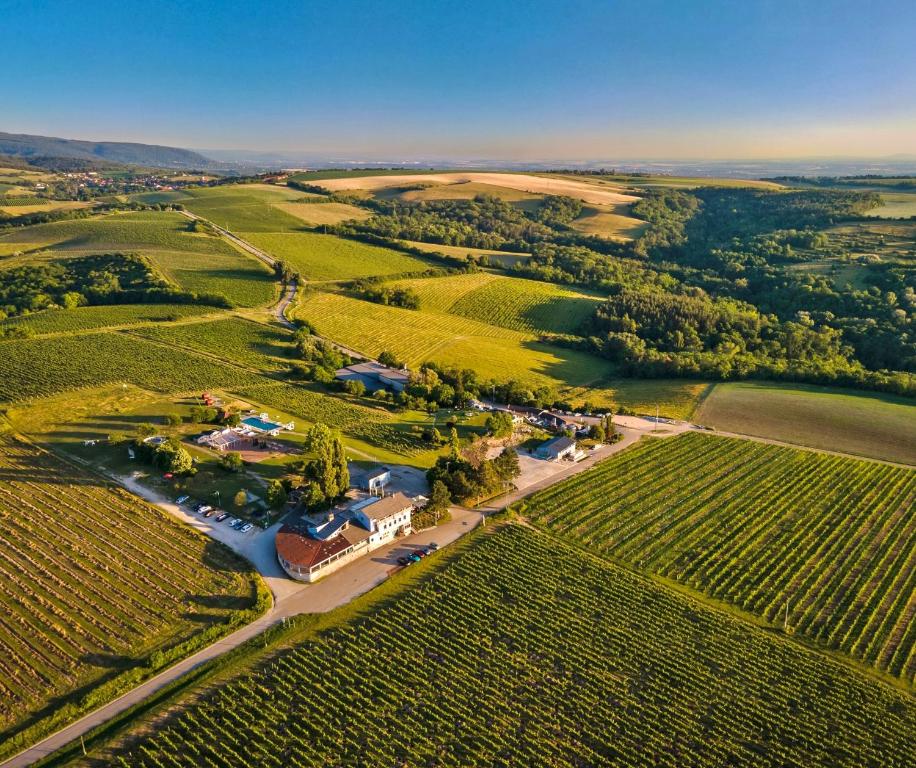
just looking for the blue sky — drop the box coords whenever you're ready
[2,0,914,160]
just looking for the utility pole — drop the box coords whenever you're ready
[784,599,790,631]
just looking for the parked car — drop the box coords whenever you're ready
[428,542,438,551]
[397,556,412,567]
[226,517,240,528]
[214,512,229,522]
[198,505,212,514]
[191,502,204,512]
[203,509,215,518]
[414,549,427,558]
[420,547,433,556]
[239,522,253,533]
[175,495,189,505]
[231,519,245,530]
[407,553,422,563]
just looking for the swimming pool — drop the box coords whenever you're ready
[241,416,283,432]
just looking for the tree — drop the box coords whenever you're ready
[165,413,182,427]
[154,439,193,475]
[303,423,349,503]
[588,423,606,442]
[220,451,243,473]
[449,427,461,461]
[136,422,156,438]
[344,379,366,397]
[233,489,248,509]
[422,427,443,445]
[485,411,514,438]
[604,414,617,440]
[378,350,402,368]
[266,479,288,509]
[427,480,451,519]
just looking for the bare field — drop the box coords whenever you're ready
[570,203,648,240]
[315,172,639,205]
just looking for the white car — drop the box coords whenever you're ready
[198,505,212,514]
[225,517,240,528]
[239,522,253,533]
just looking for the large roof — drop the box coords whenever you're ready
[358,492,413,521]
[276,522,350,569]
[540,435,576,453]
[336,361,409,384]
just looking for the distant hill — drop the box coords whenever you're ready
[0,131,212,169]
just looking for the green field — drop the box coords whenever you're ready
[525,432,916,685]
[0,211,277,307]
[178,184,306,232]
[0,304,212,336]
[0,435,262,758]
[274,200,371,226]
[130,317,294,370]
[386,271,603,334]
[244,232,432,281]
[865,191,916,219]
[77,524,915,767]
[696,381,916,465]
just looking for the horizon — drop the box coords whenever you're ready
[2,0,915,162]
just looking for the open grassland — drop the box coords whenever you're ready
[387,271,602,334]
[0,211,276,307]
[313,172,640,205]
[570,203,648,241]
[865,191,916,219]
[295,289,614,385]
[377,180,545,210]
[0,304,212,336]
[696,382,916,465]
[0,435,261,758]
[274,200,370,226]
[243,232,432,281]
[526,432,916,685]
[397,239,530,265]
[130,317,293,371]
[85,524,915,768]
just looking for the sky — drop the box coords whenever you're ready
[2,0,915,161]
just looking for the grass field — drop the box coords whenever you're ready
[526,432,916,685]
[0,304,212,336]
[179,185,306,232]
[79,524,915,767]
[274,200,370,226]
[244,232,432,281]
[129,317,294,371]
[397,239,530,266]
[0,200,91,216]
[0,434,261,756]
[865,191,916,219]
[378,180,545,211]
[696,382,916,465]
[570,203,648,240]
[386,271,602,334]
[0,211,277,307]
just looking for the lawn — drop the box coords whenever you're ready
[695,381,916,465]
[0,434,263,760]
[76,524,915,768]
[243,232,432,281]
[525,432,916,685]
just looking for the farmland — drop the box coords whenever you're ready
[0,434,262,758]
[243,232,432,281]
[525,432,916,685]
[130,317,294,370]
[83,525,914,767]
[0,211,277,307]
[385,271,603,334]
[0,304,211,336]
[569,203,648,240]
[696,382,916,465]
[178,185,306,232]
[397,239,530,266]
[274,200,371,226]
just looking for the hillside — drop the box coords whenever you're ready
[0,131,211,169]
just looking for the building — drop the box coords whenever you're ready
[276,492,414,582]
[335,361,410,393]
[535,435,579,462]
[349,464,391,494]
[240,413,294,435]
[197,427,248,452]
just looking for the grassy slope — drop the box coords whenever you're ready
[68,525,915,768]
[525,432,916,686]
[696,381,916,465]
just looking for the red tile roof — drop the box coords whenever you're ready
[276,523,350,570]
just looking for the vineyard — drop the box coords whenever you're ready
[244,232,431,281]
[0,332,261,402]
[179,184,306,232]
[104,525,915,767]
[130,317,294,370]
[524,432,916,684]
[0,435,260,754]
[0,304,210,335]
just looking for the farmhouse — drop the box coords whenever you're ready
[276,492,414,582]
[535,435,579,462]
[335,361,410,393]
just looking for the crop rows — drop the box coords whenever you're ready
[525,432,916,684]
[112,525,915,767]
[0,332,263,402]
[0,304,209,336]
[0,436,254,736]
